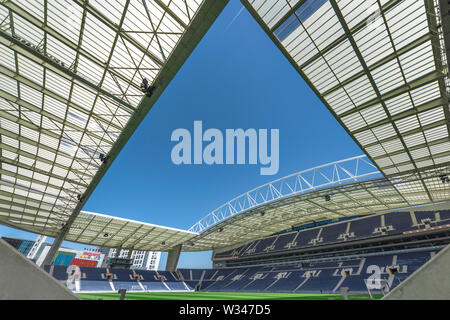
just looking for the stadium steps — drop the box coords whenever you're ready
[161,280,171,291]
[355,258,366,275]
[240,272,268,291]
[209,270,219,281]
[131,269,145,292]
[176,270,186,282]
[197,270,206,289]
[108,279,115,291]
[136,280,146,291]
[293,277,309,292]
[264,278,279,291]
[332,275,347,293]
[241,279,257,290]
[220,269,251,290]
[171,271,180,281]
[264,272,293,292]
[182,281,192,291]
[203,269,240,291]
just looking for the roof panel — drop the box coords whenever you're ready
[242,0,450,201]
[0,0,228,248]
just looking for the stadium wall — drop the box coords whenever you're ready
[383,243,450,300]
[0,239,79,300]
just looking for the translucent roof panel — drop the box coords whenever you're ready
[3,210,198,251]
[0,0,228,242]
[242,0,450,205]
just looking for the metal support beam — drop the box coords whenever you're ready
[42,222,71,266]
[165,244,182,272]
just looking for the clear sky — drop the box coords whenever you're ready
[0,0,364,269]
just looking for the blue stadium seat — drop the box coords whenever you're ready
[350,215,381,239]
[385,211,413,233]
[272,232,297,251]
[414,211,437,226]
[140,282,169,291]
[80,280,112,292]
[319,223,347,245]
[166,282,188,291]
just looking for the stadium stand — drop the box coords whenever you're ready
[79,267,112,292]
[41,207,448,296]
[213,209,450,259]
[44,247,438,295]
[111,269,142,291]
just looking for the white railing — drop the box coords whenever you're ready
[189,155,381,233]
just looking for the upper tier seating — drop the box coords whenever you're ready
[319,223,348,245]
[385,212,413,234]
[349,215,381,239]
[214,209,448,260]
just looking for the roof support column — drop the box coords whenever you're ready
[439,0,450,77]
[42,223,71,267]
[165,244,182,272]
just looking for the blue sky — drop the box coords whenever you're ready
[0,0,364,269]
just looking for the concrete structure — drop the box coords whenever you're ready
[166,244,182,271]
[383,243,450,299]
[0,239,79,300]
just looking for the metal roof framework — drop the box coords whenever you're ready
[185,160,450,251]
[189,155,382,234]
[185,0,450,251]
[241,0,450,202]
[0,0,228,250]
[68,211,197,251]
[1,208,199,252]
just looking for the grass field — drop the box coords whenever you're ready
[78,291,382,300]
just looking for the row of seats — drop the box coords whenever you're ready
[45,248,437,294]
[43,266,188,292]
[196,249,437,294]
[215,209,450,259]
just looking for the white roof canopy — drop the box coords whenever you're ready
[0,0,228,249]
[3,210,198,251]
[183,0,450,251]
[242,0,450,204]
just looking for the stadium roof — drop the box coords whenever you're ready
[71,211,197,251]
[0,0,228,246]
[3,210,198,251]
[184,0,450,251]
[241,0,450,193]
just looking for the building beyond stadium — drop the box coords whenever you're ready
[1,235,161,270]
[0,0,449,296]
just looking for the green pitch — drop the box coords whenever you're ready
[78,291,382,300]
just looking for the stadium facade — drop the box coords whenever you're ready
[0,0,450,299]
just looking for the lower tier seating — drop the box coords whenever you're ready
[46,248,438,294]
